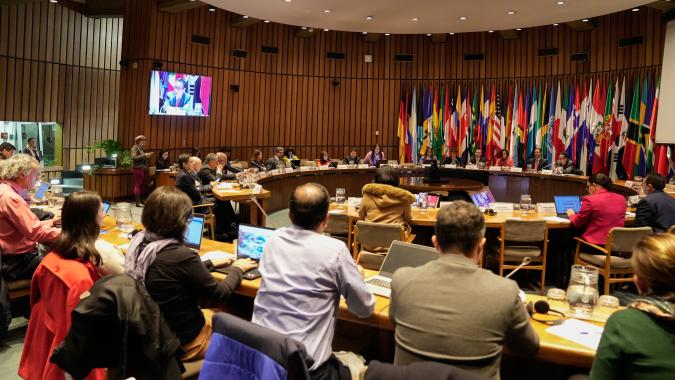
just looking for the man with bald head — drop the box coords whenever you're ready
[253,183,375,379]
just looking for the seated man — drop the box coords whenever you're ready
[252,183,375,380]
[444,147,462,166]
[527,148,548,172]
[265,146,289,171]
[217,151,241,174]
[176,154,237,241]
[634,174,675,232]
[343,148,360,165]
[0,154,61,280]
[468,149,486,169]
[553,152,575,174]
[198,153,235,184]
[389,201,539,379]
[0,142,16,160]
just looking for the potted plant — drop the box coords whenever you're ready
[87,140,132,169]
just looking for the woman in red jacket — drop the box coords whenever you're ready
[19,191,106,380]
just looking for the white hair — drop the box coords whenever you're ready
[0,154,38,180]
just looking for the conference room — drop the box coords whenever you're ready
[1,0,675,379]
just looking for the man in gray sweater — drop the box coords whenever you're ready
[389,201,539,379]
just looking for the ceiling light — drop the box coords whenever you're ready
[365,16,373,20]
[553,23,559,26]
[582,18,589,22]
[459,16,467,20]
[362,32,367,35]
[516,28,522,31]
[412,17,419,21]
[507,11,516,15]
[556,1,564,5]
[385,33,390,36]
[242,15,249,19]
[324,28,329,31]
[631,8,639,12]
[208,6,215,12]
[324,9,331,13]
[488,30,494,33]
[301,26,307,30]
[49,0,57,2]
[426,33,432,36]
[264,20,271,23]
[449,32,455,35]
[284,0,292,2]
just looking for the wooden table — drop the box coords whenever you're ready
[211,187,272,227]
[100,230,613,368]
[398,177,485,193]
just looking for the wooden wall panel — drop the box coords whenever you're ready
[0,2,121,170]
[118,2,666,164]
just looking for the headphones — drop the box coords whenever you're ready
[484,208,497,216]
[527,300,565,325]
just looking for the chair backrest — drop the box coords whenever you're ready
[608,227,653,254]
[356,221,403,248]
[325,213,349,235]
[668,225,675,234]
[503,219,547,243]
[202,312,312,380]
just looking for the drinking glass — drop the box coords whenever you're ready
[418,192,429,212]
[566,265,599,317]
[519,194,532,213]
[335,188,346,204]
[526,164,533,172]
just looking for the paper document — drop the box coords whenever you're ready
[546,318,604,350]
[328,209,345,214]
[201,251,236,262]
[542,216,571,223]
[625,212,636,218]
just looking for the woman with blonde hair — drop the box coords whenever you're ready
[590,233,675,379]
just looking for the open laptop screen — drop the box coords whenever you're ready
[102,201,111,214]
[34,182,49,199]
[379,241,438,277]
[470,189,496,208]
[554,196,581,214]
[184,216,205,250]
[237,224,276,261]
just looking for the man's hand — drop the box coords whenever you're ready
[232,258,258,272]
[210,257,233,268]
[51,214,62,227]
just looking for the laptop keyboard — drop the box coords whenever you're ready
[366,277,391,289]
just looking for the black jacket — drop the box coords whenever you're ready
[634,190,675,232]
[176,168,211,204]
[198,166,235,184]
[527,157,549,171]
[364,360,489,380]
[343,156,360,165]
[50,274,183,380]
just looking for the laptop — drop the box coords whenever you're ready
[364,241,438,298]
[102,201,111,215]
[236,224,276,280]
[34,182,50,200]
[184,216,205,252]
[470,189,496,209]
[290,159,301,168]
[554,195,582,219]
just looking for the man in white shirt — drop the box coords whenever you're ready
[252,183,375,380]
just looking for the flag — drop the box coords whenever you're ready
[649,78,662,174]
[622,78,641,179]
[408,88,418,164]
[553,81,565,160]
[578,80,592,175]
[459,85,471,162]
[592,80,612,174]
[420,88,433,157]
[397,90,408,163]
[564,82,576,161]
[635,77,651,177]
[433,86,443,160]
[517,86,528,165]
[509,84,520,166]
[470,87,480,156]
[545,83,555,164]
[442,85,452,157]
[527,85,538,161]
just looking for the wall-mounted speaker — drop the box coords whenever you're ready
[232,49,248,58]
[230,84,240,92]
[331,79,340,86]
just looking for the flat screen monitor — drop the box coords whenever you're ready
[237,224,276,261]
[470,189,496,208]
[149,71,211,117]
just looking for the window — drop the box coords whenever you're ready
[0,121,62,167]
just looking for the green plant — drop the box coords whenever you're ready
[87,140,132,169]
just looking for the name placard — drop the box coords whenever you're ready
[541,169,553,175]
[510,167,523,172]
[299,166,312,172]
[444,164,457,168]
[537,202,556,213]
[337,164,349,169]
[358,164,370,169]
[489,166,502,171]
[465,164,478,169]
[490,202,515,212]
[285,168,295,173]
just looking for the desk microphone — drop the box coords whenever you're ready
[539,163,553,171]
[248,193,275,228]
[505,257,531,279]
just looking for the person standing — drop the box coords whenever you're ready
[130,135,152,207]
[23,138,42,162]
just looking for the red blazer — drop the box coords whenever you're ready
[569,188,626,245]
[19,253,104,380]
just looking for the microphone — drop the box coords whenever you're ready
[249,192,275,228]
[527,299,566,325]
[505,257,531,279]
[540,163,553,171]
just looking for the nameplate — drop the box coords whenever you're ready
[439,201,453,208]
[444,164,457,168]
[510,167,523,172]
[490,202,514,212]
[285,168,295,173]
[629,195,640,205]
[319,166,330,170]
[299,166,312,172]
[358,164,370,169]
[489,166,502,171]
[348,197,362,207]
[541,169,553,175]
[465,164,477,170]
[337,164,349,169]
[537,202,556,213]
[624,180,635,189]
[422,164,431,168]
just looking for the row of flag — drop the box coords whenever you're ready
[396,72,673,180]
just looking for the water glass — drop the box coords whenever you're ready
[335,188,346,204]
[418,192,429,212]
[519,194,532,213]
[526,164,533,172]
[566,265,599,317]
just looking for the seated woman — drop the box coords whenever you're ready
[363,144,385,166]
[156,149,171,170]
[418,149,437,165]
[554,152,576,174]
[283,148,299,168]
[359,166,415,244]
[19,191,119,380]
[250,149,267,172]
[316,150,330,167]
[567,173,626,245]
[124,186,257,361]
[496,149,514,167]
[590,233,675,379]
[444,147,462,166]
